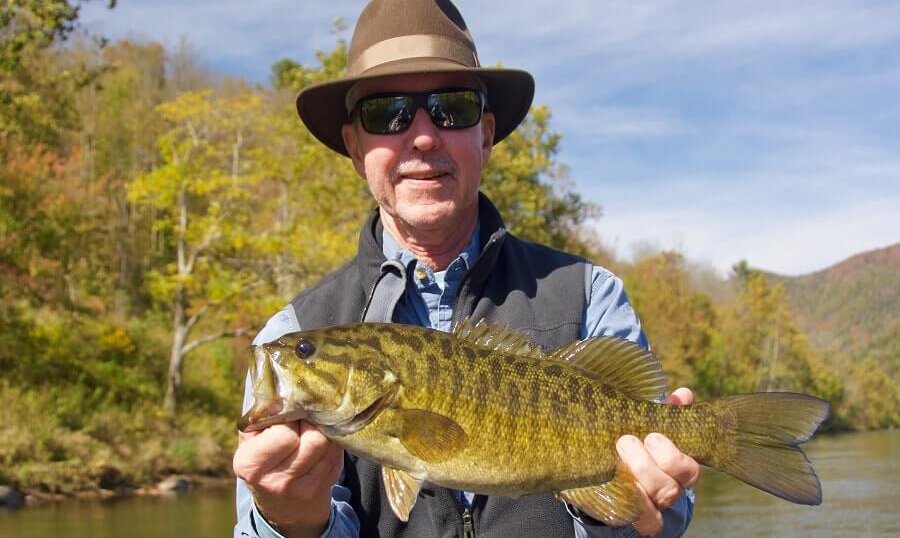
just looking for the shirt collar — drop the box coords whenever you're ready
[381,222,481,275]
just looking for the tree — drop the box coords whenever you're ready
[129,89,274,414]
[480,105,604,260]
[0,0,115,146]
[73,39,168,303]
[623,251,715,391]
[843,358,900,429]
[708,272,823,396]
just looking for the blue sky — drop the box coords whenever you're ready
[80,0,900,276]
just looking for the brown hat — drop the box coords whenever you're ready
[296,0,535,156]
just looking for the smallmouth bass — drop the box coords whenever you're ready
[239,320,828,525]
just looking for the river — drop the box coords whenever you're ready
[1,430,897,537]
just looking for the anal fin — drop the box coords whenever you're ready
[556,463,644,526]
[382,466,424,522]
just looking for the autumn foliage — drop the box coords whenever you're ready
[0,2,895,495]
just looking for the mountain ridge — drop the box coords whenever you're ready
[765,242,899,373]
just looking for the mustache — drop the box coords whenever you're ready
[394,155,457,177]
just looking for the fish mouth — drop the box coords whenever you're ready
[328,383,398,436]
[237,384,397,435]
[237,399,309,432]
[237,345,310,432]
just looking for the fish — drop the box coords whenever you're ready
[239,320,829,525]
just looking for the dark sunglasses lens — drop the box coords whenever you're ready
[427,91,483,129]
[360,96,415,134]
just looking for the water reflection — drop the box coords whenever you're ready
[0,489,236,537]
[690,430,899,537]
[1,431,897,537]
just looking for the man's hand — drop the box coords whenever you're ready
[616,387,701,537]
[234,421,344,538]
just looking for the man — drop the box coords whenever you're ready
[234,1,700,537]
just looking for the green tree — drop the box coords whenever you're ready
[707,273,829,398]
[129,89,276,414]
[74,39,169,303]
[0,0,115,145]
[623,251,716,391]
[270,21,347,91]
[481,105,601,255]
[842,358,900,429]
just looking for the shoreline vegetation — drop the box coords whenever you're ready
[4,428,894,511]
[1,474,233,510]
[2,2,896,512]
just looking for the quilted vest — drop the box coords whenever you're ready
[290,194,590,538]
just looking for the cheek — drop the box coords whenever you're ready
[362,149,396,189]
[450,138,487,178]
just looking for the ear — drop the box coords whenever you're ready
[480,111,496,164]
[341,123,367,178]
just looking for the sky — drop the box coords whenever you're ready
[79,0,900,276]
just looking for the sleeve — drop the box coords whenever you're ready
[580,266,649,347]
[234,305,361,538]
[573,266,695,538]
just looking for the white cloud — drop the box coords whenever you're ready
[77,0,900,275]
[596,196,898,276]
[586,129,900,275]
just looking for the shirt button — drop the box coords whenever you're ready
[415,267,428,281]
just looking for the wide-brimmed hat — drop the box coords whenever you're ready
[296,0,535,156]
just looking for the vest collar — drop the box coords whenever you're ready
[356,192,509,308]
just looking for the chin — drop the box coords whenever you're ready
[400,206,460,229]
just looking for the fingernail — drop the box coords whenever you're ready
[617,435,640,454]
[645,433,668,450]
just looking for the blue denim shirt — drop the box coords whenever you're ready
[235,227,694,538]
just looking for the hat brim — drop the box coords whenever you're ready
[295,59,535,157]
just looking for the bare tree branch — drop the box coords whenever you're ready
[185,225,220,274]
[181,326,252,356]
[184,303,209,334]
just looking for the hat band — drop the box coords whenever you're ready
[350,34,480,74]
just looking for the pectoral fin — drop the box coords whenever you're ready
[382,466,424,522]
[395,409,468,463]
[556,463,644,526]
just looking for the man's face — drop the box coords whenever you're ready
[341,73,496,234]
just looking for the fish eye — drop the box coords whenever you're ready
[295,339,316,359]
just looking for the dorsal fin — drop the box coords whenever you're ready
[547,337,667,400]
[452,318,544,358]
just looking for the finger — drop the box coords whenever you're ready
[617,435,682,511]
[284,423,338,477]
[238,428,259,442]
[644,433,701,489]
[631,487,663,538]
[664,387,694,406]
[320,442,345,484]
[241,430,337,500]
[250,423,331,479]
[234,422,302,482]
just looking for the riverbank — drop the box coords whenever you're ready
[2,431,897,538]
[2,474,234,509]
[0,380,239,510]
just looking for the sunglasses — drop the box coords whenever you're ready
[352,88,486,135]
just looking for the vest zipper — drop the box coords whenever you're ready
[461,506,475,538]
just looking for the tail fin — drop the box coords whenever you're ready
[714,392,829,505]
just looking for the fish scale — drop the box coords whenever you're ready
[240,320,829,525]
[338,327,719,484]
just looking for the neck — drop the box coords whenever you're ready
[380,211,478,271]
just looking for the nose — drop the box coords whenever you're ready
[407,106,441,152]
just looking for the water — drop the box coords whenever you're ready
[1,431,897,537]
[0,488,236,537]
[689,429,899,537]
